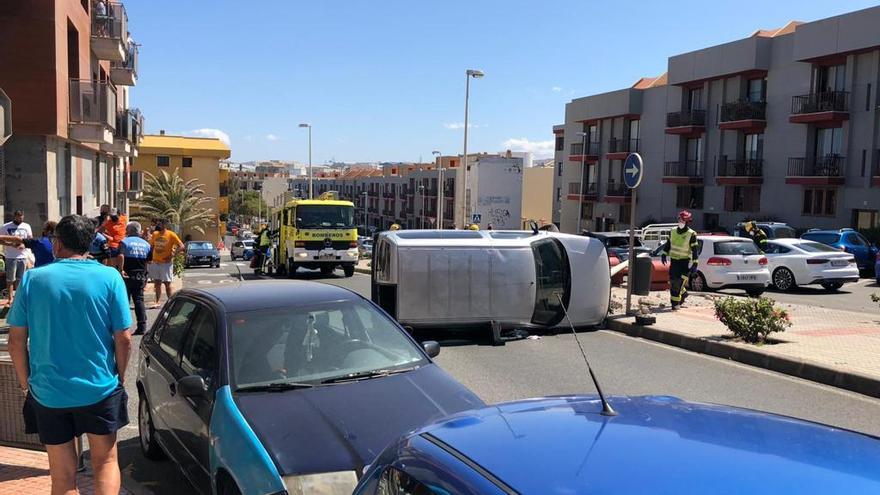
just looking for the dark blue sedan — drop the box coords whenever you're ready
[356,395,880,494]
[136,281,483,494]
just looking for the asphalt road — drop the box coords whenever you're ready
[722,276,880,314]
[115,258,880,494]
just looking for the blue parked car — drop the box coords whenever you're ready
[356,395,880,494]
[801,228,878,273]
[136,281,483,495]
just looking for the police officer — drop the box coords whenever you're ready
[660,210,700,310]
[744,221,768,251]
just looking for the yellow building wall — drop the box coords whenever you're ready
[521,167,555,228]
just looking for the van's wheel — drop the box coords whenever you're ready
[490,321,505,346]
[343,264,355,277]
[138,393,166,460]
[821,282,843,292]
[772,267,796,292]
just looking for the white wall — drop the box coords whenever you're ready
[473,157,523,229]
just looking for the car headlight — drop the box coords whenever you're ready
[283,471,357,495]
[297,252,309,258]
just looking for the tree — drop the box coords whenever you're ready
[230,190,267,220]
[133,169,214,234]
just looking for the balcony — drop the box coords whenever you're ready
[665,110,706,136]
[421,188,438,197]
[604,181,632,203]
[0,87,10,145]
[91,1,127,61]
[606,137,639,160]
[382,191,394,199]
[444,184,455,197]
[569,141,600,163]
[126,170,143,199]
[719,100,766,131]
[786,155,845,185]
[716,158,763,185]
[382,209,395,216]
[399,187,408,199]
[102,108,142,157]
[663,160,704,184]
[68,79,116,144]
[110,42,138,86]
[567,182,597,201]
[790,91,849,124]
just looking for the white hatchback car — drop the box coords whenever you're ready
[764,238,859,292]
[230,239,255,260]
[690,236,770,296]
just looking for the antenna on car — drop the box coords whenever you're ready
[555,292,617,417]
[233,263,244,282]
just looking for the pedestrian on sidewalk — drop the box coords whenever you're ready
[148,219,183,309]
[98,207,127,272]
[120,221,151,335]
[660,210,700,310]
[6,214,132,495]
[0,220,56,269]
[2,210,33,306]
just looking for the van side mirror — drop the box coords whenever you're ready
[422,341,441,358]
[177,375,208,398]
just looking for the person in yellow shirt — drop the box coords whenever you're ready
[147,219,184,308]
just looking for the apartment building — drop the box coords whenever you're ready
[230,167,290,209]
[522,165,555,228]
[552,124,565,226]
[0,0,142,223]
[558,6,880,234]
[131,133,231,243]
[287,153,524,231]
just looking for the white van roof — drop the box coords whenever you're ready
[383,229,573,248]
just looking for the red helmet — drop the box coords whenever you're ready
[678,210,693,223]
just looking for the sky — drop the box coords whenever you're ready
[127,0,879,163]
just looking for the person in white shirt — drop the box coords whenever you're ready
[3,210,33,306]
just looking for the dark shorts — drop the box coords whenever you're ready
[24,385,129,445]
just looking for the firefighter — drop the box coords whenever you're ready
[659,210,700,310]
[254,225,271,273]
[390,223,401,231]
[744,221,768,251]
[468,224,480,231]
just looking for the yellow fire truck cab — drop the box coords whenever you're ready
[273,191,359,277]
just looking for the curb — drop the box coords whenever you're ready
[354,265,371,275]
[606,318,880,400]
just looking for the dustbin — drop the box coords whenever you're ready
[631,253,654,296]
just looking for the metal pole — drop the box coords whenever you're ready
[577,132,587,235]
[461,74,470,228]
[437,167,443,228]
[625,186,638,316]
[307,126,313,199]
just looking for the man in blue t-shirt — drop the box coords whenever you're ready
[120,221,152,335]
[7,215,132,495]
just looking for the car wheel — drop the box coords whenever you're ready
[745,288,765,297]
[820,282,843,292]
[138,393,166,460]
[689,272,708,292]
[218,474,243,495]
[343,265,355,277]
[287,259,298,278]
[772,267,795,292]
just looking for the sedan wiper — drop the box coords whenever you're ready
[321,366,417,384]
[236,381,315,393]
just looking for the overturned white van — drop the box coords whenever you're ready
[370,230,610,341]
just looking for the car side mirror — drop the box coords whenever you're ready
[422,341,441,358]
[177,375,208,398]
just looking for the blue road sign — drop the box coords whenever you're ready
[472,213,482,224]
[623,153,644,189]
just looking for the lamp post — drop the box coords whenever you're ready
[298,123,312,199]
[577,131,588,235]
[460,69,484,228]
[418,183,425,229]
[361,191,368,235]
[432,150,442,228]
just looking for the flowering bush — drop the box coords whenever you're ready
[173,251,186,277]
[713,296,791,344]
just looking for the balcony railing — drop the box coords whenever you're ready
[128,171,144,192]
[110,42,138,85]
[666,110,706,127]
[570,141,600,156]
[568,182,597,196]
[717,158,763,177]
[605,181,631,196]
[720,100,766,122]
[114,108,142,142]
[791,91,849,114]
[69,79,116,128]
[787,155,845,177]
[399,187,408,198]
[664,160,704,177]
[607,137,639,154]
[91,1,127,61]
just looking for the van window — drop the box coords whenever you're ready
[375,239,391,281]
[531,239,570,326]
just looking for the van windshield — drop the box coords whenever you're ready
[296,205,355,229]
[531,239,570,326]
[771,226,796,239]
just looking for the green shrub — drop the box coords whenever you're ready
[173,251,186,277]
[713,296,791,344]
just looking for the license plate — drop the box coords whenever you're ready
[199,257,210,262]
[736,274,757,281]
[831,260,849,267]
[319,253,336,261]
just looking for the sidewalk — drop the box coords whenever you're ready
[355,258,371,274]
[0,445,133,494]
[608,287,880,398]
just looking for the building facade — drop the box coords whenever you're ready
[522,165,555,228]
[0,0,142,223]
[558,6,880,234]
[131,133,231,243]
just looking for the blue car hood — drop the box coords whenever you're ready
[234,364,483,476]
[422,396,880,494]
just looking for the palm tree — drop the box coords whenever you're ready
[133,169,214,234]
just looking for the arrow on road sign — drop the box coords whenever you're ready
[623,153,644,189]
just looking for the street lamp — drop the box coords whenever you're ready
[460,69,483,228]
[361,191,368,235]
[577,131,588,235]
[432,150,442,228]
[298,123,312,199]
[418,183,425,229]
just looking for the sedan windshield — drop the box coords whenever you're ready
[228,300,426,388]
[797,241,839,253]
[296,205,355,229]
[714,241,761,255]
[188,242,214,250]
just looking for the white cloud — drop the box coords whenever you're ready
[185,128,231,145]
[502,137,555,159]
[444,122,486,130]
[265,134,280,141]
[551,86,562,92]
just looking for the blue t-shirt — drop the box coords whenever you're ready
[90,233,109,257]
[24,237,54,267]
[7,259,133,408]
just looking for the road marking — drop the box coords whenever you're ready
[197,280,213,285]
